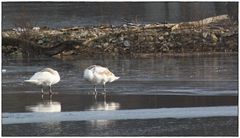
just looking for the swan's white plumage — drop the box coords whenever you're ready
[24,68,60,93]
[83,65,119,91]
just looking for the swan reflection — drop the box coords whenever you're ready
[88,93,120,111]
[89,101,120,111]
[25,98,61,112]
[87,94,120,127]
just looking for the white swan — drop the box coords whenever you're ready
[24,68,60,94]
[83,65,119,93]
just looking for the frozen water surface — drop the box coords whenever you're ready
[3,106,237,125]
[2,53,238,136]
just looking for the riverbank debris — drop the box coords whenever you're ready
[2,15,238,58]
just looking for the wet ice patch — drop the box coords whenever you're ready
[2,106,237,125]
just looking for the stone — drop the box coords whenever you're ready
[148,36,154,41]
[202,32,208,38]
[176,42,182,46]
[211,33,218,43]
[169,43,174,47]
[37,40,44,44]
[123,40,130,47]
[158,36,164,41]
[119,36,124,42]
[103,42,109,48]
[114,48,119,53]
[164,32,169,36]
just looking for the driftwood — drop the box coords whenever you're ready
[171,15,228,30]
[2,37,83,57]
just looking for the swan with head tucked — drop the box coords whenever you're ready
[24,68,60,94]
[83,65,119,93]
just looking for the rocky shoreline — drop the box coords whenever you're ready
[2,15,238,58]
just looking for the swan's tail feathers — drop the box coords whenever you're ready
[109,76,120,82]
[115,76,120,81]
[24,80,39,85]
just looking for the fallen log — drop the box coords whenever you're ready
[171,15,229,31]
[2,37,83,57]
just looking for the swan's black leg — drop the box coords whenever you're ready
[94,85,97,93]
[49,85,53,95]
[41,87,44,94]
[103,84,106,92]
[93,85,97,100]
